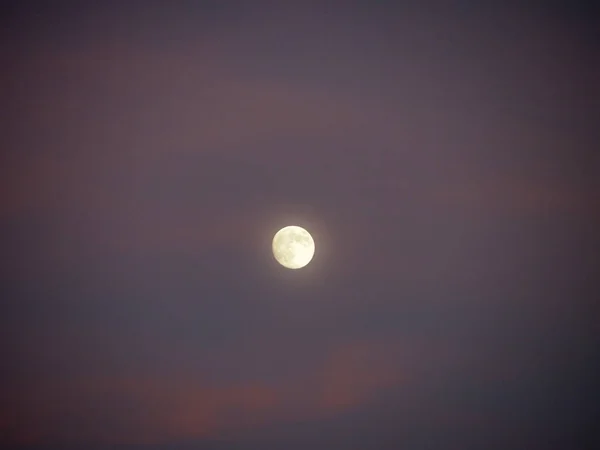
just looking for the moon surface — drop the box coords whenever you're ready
[272,225,315,269]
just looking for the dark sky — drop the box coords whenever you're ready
[1,1,599,449]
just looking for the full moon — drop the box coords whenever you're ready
[272,225,315,269]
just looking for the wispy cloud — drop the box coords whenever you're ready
[2,338,407,446]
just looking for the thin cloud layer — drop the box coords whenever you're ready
[3,339,406,446]
[1,2,597,449]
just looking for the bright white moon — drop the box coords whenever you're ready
[272,225,315,269]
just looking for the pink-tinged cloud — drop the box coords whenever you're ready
[433,175,599,216]
[1,339,407,446]
[317,341,400,414]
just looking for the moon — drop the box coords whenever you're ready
[272,225,315,269]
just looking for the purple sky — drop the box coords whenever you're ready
[1,2,599,449]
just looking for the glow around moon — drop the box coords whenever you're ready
[272,225,315,269]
